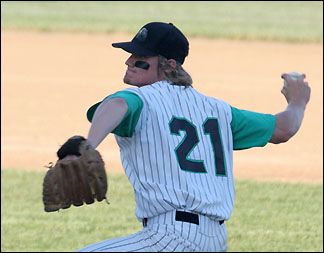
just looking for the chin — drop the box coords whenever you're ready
[123,76,134,84]
[123,77,130,84]
[123,78,145,87]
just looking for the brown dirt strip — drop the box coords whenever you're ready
[1,30,322,183]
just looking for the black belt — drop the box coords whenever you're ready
[143,211,224,227]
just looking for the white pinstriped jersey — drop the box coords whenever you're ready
[114,81,237,222]
[82,80,275,252]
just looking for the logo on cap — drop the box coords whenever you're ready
[135,28,148,41]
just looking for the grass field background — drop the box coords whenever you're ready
[1,1,323,252]
[1,1,323,42]
[1,169,323,252]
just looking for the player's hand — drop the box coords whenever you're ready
[57,136,86,160]
[61,155,79,160]
[281,73,311,107]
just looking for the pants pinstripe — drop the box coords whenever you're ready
[76,210,227,252]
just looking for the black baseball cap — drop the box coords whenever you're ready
[112,22,189,64]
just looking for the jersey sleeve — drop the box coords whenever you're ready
[86,90,143,137]
[230,106,276,150]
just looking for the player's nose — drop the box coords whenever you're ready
[125,55,136,66]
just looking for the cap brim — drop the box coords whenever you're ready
[112,42,157,56]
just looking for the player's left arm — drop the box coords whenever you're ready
[269,73,311,144]
[86,91,143,149]
[87,97,128,149]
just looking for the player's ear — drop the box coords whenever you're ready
[165,59,177,73]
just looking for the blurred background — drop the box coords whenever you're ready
[2,1,322,182]
[1,2,323,252]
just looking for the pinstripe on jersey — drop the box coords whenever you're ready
[81,80,275,252]
[115,81,235,222]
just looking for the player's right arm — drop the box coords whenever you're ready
[269,73,311,144]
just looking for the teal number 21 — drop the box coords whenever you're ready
[169,116,227,177]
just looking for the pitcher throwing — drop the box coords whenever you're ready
[68,22,310,252]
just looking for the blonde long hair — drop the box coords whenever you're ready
[158,55,193,88]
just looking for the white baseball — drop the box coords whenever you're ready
[284,72,302,88]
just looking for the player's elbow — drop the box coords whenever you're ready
[269,128,294,144]
[269,112,302,144]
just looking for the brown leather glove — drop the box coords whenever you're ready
[42,136,108,212]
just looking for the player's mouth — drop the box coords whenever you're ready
[126,68,136,74]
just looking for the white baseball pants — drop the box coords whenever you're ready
[76,210,227,252]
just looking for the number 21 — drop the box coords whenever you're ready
[169,116,227,177]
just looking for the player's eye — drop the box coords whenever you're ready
[134,55,148,60]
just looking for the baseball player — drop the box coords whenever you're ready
[75,22,311,252]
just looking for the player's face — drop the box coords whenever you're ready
[123,55,162,87]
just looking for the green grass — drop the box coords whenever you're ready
[1,169,323,252]
[227,180,323,252]
[1,1,323,42]
[1,169,141,252]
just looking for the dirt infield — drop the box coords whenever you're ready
[1,30,323,183]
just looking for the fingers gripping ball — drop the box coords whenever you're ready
[42,136,108,212]
[284,72,302,88]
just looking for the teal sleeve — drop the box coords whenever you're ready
[230,106,276,150]
[86,91,143,137]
